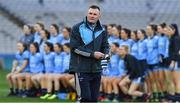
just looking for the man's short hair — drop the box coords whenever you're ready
[89,5,100,11]
[121,45,129,53]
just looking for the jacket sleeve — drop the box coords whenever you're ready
[128,55,143,79]
[101,30,109,54]
[169,37,176,61]
[174,36,180,60]
[70,25,94,57]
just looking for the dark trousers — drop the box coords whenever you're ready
[75,72,101,102]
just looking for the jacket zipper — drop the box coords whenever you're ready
[77,56,80,64]
[92,30,95,72]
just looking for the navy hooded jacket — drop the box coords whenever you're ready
[69,17,109,73]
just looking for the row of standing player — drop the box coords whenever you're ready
[98,23,180,102]
[19,22,70,52]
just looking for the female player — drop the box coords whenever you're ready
[49,24,63,44]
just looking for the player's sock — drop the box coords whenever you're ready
[99,91,103,97]
[174,93,180,102]
[25,89,30,96]
[15,88,19,94]
[54,90,58,94]
[41,88,47,95]
[167,93,175,101]
[18,89,23,96]
[106,93,113,100]
[114,93,119,100]
[158,92,164,100]
[163,91,168,99]
[152,92,158,101]
[9,88,14,94]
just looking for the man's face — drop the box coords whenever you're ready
[117,47,126,57]
[87,8,100,24]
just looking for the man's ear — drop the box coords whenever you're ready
[99,12,101,18]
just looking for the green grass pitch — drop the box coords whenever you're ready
[0,69,72,103]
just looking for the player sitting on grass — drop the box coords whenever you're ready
[40,43,64,100]
[6,42,29,96]
[17,42,44,97]
[60,43,76,100]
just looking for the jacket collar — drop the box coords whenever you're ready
[83,17,103,31]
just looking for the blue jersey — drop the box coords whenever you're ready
[19,34,34,48]
[62,52,70,72]
[43,52,55,73]
[107,54,120,76]
[34,32,41,44]
[131,41,138,59]
[15,50,30,72]
[118,39,133,49]
[49,34,63,44]
[137,39,147,60]
[61,38,70,45]
[129,39,135,45]
[108,35,120,44]
[29,53,44,73]
[39,39,50,54]
[158,35,169,58]
[54,52,64,73]
[118,58,126,76]
[146,36,159,65]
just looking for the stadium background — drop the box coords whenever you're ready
[0,0,180,102]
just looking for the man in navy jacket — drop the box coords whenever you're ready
[69,5,109,102]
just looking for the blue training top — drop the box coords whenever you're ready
[15,50,30,72]
[54,52,64,73]
[137,39,147,60]
[146,35,159,65]
[49,34,63,44]
[158,35,169,58]
[107,54,120,77]
[29,52,44,73]
[43,52,55,73]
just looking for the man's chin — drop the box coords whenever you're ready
[88,20,96,24]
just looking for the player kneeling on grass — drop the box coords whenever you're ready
[6,42,30,96]
[18,42,44,97]
[118,45,150,102]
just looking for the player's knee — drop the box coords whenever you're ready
[127,89,133,96]
[112,80,117,86]
[39,75,45,81]
[119,81,125,87]
[31,76,38,82]
[17,75,23,81]
[106,79,111,84]
[48,76,53,81]
[11,75,17,80]
[31,76,35,81]
[25,74,31,79]
[6,74,11,80]
[54,76,59,81]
